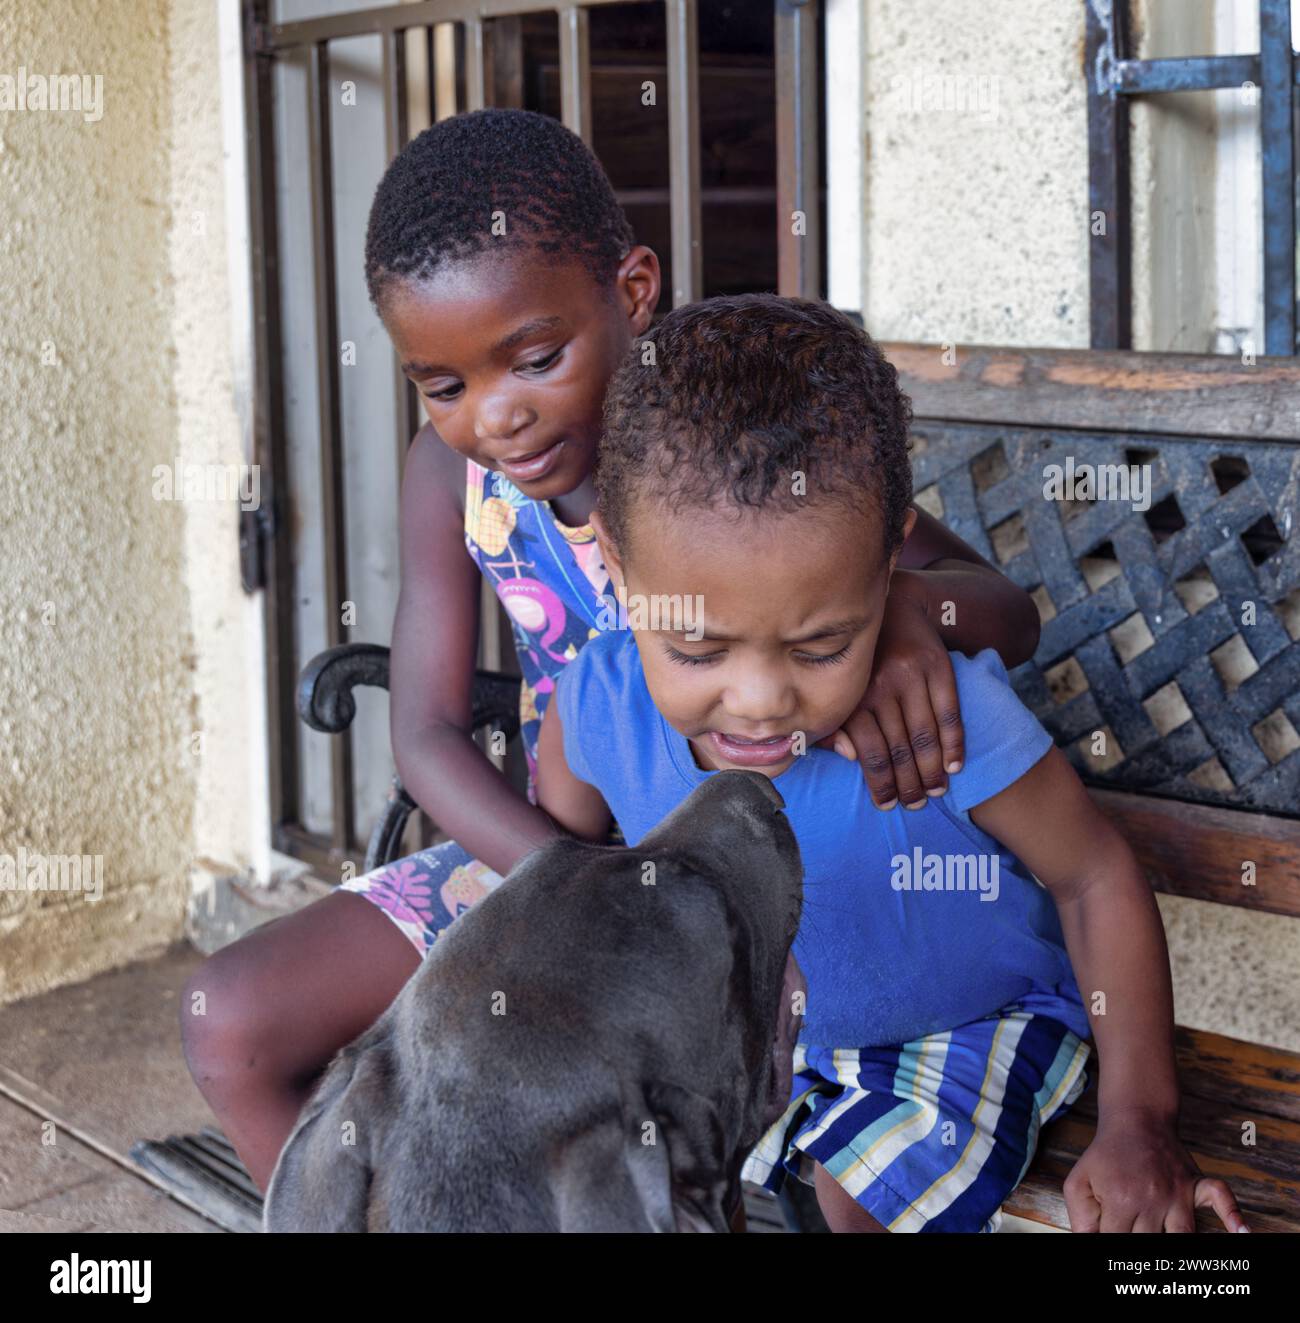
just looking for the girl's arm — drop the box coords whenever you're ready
[893,504,1041,669]
[825,504,1042,809]
[968,747,1247,1233]
[387,425,563,878]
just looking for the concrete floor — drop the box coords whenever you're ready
[0,942,220,1232]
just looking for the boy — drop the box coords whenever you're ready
[534,293,1248,1234]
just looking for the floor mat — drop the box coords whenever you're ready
[129,1127,262,1233]
[128,1126,813,1232]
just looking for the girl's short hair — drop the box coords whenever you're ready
[364,108,635,311]
[595,294,914,562]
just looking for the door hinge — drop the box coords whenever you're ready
[239,503,274,593]
[244,7,275,59]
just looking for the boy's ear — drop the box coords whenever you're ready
[589,509,626,587]
[887,504,920,576]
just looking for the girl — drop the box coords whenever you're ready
[181,109,1044,1198]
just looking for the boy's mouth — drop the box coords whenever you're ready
[497,439,564,483]
[707,731,796,767]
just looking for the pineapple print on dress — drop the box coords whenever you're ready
[462,459,612,796]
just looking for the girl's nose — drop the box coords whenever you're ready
[474,395,534,444]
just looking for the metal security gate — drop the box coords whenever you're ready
[237,0,826,874]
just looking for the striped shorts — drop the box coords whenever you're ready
[742,1009,1091,1233]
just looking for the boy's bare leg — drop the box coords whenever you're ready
[180,889,422,1194]
[813,1161,888,1232]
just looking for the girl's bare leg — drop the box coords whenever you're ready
[179,890,421,1194]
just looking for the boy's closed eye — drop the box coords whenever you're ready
[662,643,853,668]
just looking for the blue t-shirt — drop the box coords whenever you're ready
[554,628,1090,1049]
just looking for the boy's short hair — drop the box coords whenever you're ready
[596,294,914,562]
[364,108,635,312]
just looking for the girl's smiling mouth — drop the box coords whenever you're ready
[497,438,565,483]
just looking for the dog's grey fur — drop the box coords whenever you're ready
[263,770,805,1233]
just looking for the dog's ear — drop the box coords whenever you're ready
[550,1113,672,1233]
[632,1080,733,1233]
[550,1082,733,1232]
[262,1043,385,1233]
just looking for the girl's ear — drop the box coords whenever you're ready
[589,509,626,589]
[616,244,661,335]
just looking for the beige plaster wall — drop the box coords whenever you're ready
[0,0,258,1004]
[860,0,1090,348]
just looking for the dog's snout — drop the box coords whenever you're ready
[731,769,785,810]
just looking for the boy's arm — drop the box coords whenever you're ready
[535,698,613,843]
[969,747,1247,1233]
[827,504,1042,812]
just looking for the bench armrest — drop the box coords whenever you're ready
[295,642,525,873]
[297,643,522,743]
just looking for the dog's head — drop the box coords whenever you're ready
[264,769,804,1233]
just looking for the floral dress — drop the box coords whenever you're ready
[338,459,614,953]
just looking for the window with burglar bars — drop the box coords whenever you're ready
[239,0,826,874]
[1085,0,1298,355]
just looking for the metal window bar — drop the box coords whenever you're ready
[243,0,824,870]
[1086,0,1299,356]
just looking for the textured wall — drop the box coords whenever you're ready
[0,0,257,1003]
[861,0,1090,348]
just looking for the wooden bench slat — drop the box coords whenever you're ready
[1038,1102,1300,1218]
[1174,1026,1300,1124]
[1089,789,1300,919]
[1006,1149,1300,1234]
[887,342,1300,443]
[1065,1029,1300,1126]
[1006,1027,1300,1231]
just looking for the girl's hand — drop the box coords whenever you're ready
[816,576,964,810]
[1065,1108,1249,1233]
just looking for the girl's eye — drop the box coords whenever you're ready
[525,348,562,372]
[795,644,852,666]
[421,383,462,402]
[664,645,724,667]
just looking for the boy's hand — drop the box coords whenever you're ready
[816,576,964,809]
[1065,1108,1249,1233]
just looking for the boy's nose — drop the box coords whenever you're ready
[720,685,797,726]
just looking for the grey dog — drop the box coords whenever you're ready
[263,769,806,1232]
